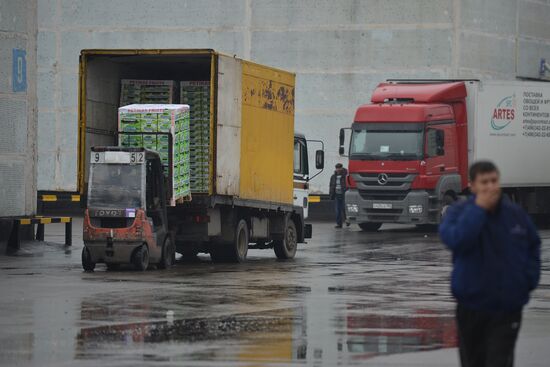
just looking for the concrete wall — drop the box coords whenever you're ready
[0,0,37,217]
[36,0,550,194]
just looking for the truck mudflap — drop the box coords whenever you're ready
[304,224,312,239]
[345,189,435,225]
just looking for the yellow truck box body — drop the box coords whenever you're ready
[79,49,295,206]
[239,61,295,205]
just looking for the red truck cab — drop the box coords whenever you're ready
[341,82,469,230]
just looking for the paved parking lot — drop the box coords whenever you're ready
[0,218,549,366]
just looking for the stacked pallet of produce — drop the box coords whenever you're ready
[120,80,177,106]
[180,81,211,193]
[118,104,190,204]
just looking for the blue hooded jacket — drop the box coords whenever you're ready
[439,196,541,312]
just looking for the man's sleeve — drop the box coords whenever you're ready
[439,202,487,254]
[524,213,541,291]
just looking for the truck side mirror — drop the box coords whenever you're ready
[315,150,324,169]
[339,129,345,146]
[339,128,350,157]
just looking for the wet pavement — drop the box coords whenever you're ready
[0,218,549,367]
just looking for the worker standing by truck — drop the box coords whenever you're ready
[439,161,541,367]
[330,163,349,228]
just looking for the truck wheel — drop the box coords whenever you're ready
[81,247,96,272]
[227,219,249,263]
[159,237,175,269]
[358,222,382,232]
[274,219,298,260]
[132,245,149,271]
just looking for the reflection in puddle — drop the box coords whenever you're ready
[342,309,457,360]
[76,299,456,365]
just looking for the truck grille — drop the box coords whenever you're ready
[362,181,403,187]
[358,173,410,178]
[359,190,409,201]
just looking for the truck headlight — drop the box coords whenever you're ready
[347,204,359,213]
[408,205,423,214]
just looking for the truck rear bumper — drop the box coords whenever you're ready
[84,241,142,264]
[345,189,432,224]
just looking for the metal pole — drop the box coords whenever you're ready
[65,221,72,246]
[36,223,45,241]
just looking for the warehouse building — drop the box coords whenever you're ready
[0,0,37,218]
[2,0,550,205]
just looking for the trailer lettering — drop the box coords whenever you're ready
[492,108,515,120]
[490,95,516,132]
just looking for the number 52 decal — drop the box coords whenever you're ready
[130,152,144,163]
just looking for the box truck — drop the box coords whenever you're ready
[339,80,550,230]
[80,49,324,269]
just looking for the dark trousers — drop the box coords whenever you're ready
[335,194,345,226]
[456,304,522,367]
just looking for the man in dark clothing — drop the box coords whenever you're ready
[439,161,541,367]
[329,163,349,228]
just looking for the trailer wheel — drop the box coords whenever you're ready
[358,222,382,232]
[159,237,175,269]
[81,247,96,272]
[228,219,249,263]
[132,245,149,271]
[274,219,298,260]
[211,219,249,263]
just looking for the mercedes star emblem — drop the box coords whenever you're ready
[377,173,389,185]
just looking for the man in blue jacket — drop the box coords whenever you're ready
[439,161,541,367]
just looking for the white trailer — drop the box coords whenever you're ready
[465,80,550,188]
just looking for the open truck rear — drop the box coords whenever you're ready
[80,49,309,262]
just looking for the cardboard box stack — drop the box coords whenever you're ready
[118,104,191,204]
[120,80,177,106]
[180,81,211,193]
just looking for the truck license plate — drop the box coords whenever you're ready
[373,203,392,209]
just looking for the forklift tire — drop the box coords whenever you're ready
[81,247,96,272]
[358,222,382,232]
[274,219,298,260]
[159,237,175,269]
[132,245,149,271]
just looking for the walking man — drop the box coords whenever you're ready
[329,163,349,228]
[439,161,541,367]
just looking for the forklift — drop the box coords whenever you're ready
[82,146,175,271]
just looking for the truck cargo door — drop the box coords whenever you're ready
[216,55,242,196]
[424,124,457,182]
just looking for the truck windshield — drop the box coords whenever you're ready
[88,164,144,209]
[349,123,424,160]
